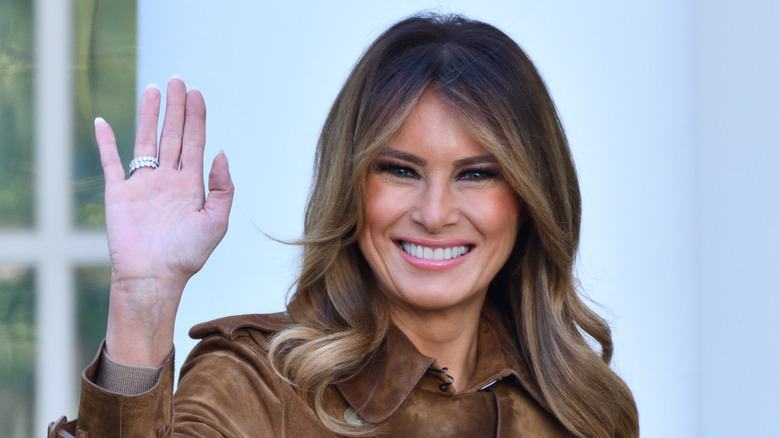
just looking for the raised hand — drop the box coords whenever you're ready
[96,77,234,366]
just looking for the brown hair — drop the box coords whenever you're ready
[268,13,639,437]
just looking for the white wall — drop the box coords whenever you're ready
[695,1,780,437]
[138,1,780,436]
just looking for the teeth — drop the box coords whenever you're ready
[401,242,471,261]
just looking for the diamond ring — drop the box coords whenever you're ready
[128,156,159,176]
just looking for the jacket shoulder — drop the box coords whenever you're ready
[188,312,295,347]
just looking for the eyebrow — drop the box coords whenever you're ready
[454,155,499,167]
[378,149,427,166]
[378,148,498,167]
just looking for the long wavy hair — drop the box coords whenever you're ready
[267,13,639,437]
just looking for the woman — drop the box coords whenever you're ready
[50,13,638,438]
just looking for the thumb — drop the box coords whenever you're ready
[204,151,234,233]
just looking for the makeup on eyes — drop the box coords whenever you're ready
[374,160,419,178]
[372,153,503,184]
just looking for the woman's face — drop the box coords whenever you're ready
[358,89,521,318]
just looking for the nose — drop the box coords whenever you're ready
[410,178,459,233]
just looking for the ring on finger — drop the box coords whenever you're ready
[128,156,160,175]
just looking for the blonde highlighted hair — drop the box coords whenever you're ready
[268,13,639,437]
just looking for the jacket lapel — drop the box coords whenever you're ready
[335,305,552,424]
[336,323,434,423]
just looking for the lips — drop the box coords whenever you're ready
[400,241,472,261]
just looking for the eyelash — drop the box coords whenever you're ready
[456,168,499,182]
[374,161,500,182]
[376,162,419,179]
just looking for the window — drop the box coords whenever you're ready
[0,1,136,436]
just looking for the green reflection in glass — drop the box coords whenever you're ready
[0,266,35,437]
[74,0,137,228]
[0,0,35,228]
[75,266,110,371]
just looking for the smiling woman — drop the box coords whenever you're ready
[51,13,637,438]
[359,90,521,385]
[268,14,638,437]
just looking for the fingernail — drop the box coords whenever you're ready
[145,83,159,90]
[218,149,228,163]
[94,117,106,126]
[189,85,200,93]
[170,73,184,81]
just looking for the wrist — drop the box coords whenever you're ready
[105,276,185,366]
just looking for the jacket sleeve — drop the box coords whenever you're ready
[48,329,292,437]
[48,342,176,438]
[95,351,165,394]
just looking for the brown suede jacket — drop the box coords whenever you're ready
[49,309,570,437]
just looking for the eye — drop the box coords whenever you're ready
[376,162,419,179]
[458,168,499,182]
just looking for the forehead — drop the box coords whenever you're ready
[384,89,491,162]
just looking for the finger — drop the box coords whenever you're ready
[133,84,161,160]
[94,117,125,185]
[180,87,206,180]
[158,75,188,169]
[204,151,234,234]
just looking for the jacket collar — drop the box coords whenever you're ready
[189,308,549,424]
[336,323,435,423]
[336,305,548,424]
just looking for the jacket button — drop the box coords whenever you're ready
[344,407,369,426]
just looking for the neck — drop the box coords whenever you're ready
[388,299,484,392]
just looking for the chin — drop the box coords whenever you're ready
[384,283,486,314]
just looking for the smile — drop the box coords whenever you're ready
[400,241,472,261]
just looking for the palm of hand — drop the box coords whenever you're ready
[105,167,215,282]
[97,78,233,295]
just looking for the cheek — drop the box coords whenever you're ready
[466,187,521,240]
[358,177,409,284]
[361,176,401,248]
[362,177,387,235]
[361,175,412,236]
